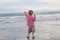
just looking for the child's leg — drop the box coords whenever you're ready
[32,32,34,37]
[32,32,35,39]
[27,27,32,37]
[32,27,35,37]
[27,32,30,37]
[27,31,30,38]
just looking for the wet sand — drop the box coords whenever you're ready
[0,20,60,40]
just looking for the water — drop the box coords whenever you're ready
[0,13,60,40]
[0,13,60,23]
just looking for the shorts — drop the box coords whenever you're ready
[28,26,35,33]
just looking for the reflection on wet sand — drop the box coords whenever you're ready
[0,20,60,40]
[27,38,30,40]
[27,38,35,40]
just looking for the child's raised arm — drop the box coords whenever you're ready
[24,11,28,18]
[33,14,36,21]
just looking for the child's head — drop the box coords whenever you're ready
[28,10,33,15]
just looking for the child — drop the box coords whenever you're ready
[24,10,36,39]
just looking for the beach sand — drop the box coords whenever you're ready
[0,20,60,40]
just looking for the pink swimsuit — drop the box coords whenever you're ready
[25,13,36,27]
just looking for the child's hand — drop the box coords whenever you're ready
[34,14,36,16]
[24,11,26,14]
[24,11,28,17]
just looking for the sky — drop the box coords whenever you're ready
[0,0,60,13]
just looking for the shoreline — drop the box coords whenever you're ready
[0,20,60,40]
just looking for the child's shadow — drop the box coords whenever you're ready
[27,38,30,40]
[32,39,34,40]
[32,38,35,40]
[27,38,35,40]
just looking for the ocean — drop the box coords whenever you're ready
[0,13,60,40]
[0,13,60,23]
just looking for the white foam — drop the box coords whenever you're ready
[0,13,60,23]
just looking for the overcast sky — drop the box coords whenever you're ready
[0,0,60,13]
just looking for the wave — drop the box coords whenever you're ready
[0,13,60,23]
[0,16,26,23]
[37,13,60,21]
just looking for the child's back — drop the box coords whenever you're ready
[25,12,36,27]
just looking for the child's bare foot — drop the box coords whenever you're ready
[27,36,29,39]
[32,36,35,39]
